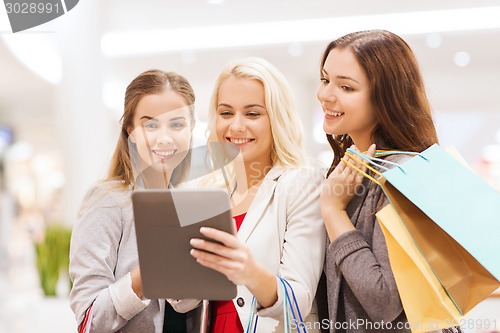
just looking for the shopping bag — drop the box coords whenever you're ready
[376,204,462,333]
[342,145,500,322]
[379,144,500,281]
[379,177,500,313]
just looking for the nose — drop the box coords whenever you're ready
[317,83,337,104]
[229,114,246,133]
[156,127,174,146]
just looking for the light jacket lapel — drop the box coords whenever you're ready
[237,166,284,243]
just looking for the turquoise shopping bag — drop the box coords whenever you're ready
[343,144,500,328]
[379,144,500,280]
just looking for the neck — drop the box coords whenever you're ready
[140,165,171,189]
[232,156,273,194]
[351,135,372,153]
[245,157,273,187]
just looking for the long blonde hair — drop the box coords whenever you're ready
[204,57,307,192]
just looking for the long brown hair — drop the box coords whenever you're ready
[320,30,438,175]
[107,69,195,187]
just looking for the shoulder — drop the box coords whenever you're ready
[78,180,132,217]
[276,164,325,193]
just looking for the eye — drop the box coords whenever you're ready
[143,121,159,130]
[218,110,233,117]
[246,112,260,118]
[170,122,186,130]
[320,77,329,84]
[341,85,354,92]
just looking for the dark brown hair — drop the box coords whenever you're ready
[320,30,438,175]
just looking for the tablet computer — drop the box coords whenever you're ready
[132,189,237,300]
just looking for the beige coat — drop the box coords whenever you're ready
[174,165,327,332]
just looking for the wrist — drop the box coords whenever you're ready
[130,269,143,299]
[321,205,347,220]
[323,210,355,241]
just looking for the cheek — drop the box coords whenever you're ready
[176,129,192,147]
[134,132,153,147]
[215,120,226,139]
[360,100,377,122]
[316,86,324,102]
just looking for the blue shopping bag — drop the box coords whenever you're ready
[379,144,500,280]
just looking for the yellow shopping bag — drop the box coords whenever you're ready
[376,204,462,333]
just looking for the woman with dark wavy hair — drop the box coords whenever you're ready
[317,30,459,333]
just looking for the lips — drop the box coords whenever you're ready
[324,110,344,117]
[226,137,255,145]
[152,149,176,159]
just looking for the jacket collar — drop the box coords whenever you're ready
[237,165,285,243]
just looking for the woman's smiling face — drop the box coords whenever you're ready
[215,77,273,168]
[129,90,192,173]
[317,47,377,150]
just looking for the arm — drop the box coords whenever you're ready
[257,167,327,320]
[321,147,404,322]
[189,228,278,308]
[190,167,326,320]
[69,186,149,332]
[328,198,403,322]
[320,145,376,241]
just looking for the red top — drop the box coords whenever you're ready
[210,212,246,333]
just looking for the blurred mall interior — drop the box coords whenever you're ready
[0,0,499,332]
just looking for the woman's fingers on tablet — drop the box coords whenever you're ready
[198,227,240,248]
[190,238,233,259]
[190,246,249,285]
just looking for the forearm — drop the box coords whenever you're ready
[330,230,403,322]
[71,273,151,332]
[246,262,278,308]
[130,266,143,298]
[322,207,355,242]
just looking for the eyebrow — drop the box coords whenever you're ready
[140,116,187,121]
[321,68,360,84]
[217,103,265,109]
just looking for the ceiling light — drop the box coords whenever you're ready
[454,51,471,67]
[102,6,500,58]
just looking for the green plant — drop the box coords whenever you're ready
[35,224,72,296]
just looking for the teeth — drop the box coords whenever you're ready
[325,110,344,117]
[154,150,175,157]
[231,138,252,144]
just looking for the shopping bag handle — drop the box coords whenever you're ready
[340,148,424,185]
[278,277,307,333]
[341,153,383,185]
[347,148,407,172]
[344,148,429,175]
[243,277,307,333]
[244,296,258,333]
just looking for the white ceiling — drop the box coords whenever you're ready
[1,0,500,158]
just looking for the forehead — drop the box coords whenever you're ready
[324,48,367,80]
[218,77,265,105]
[135,90,190,120]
